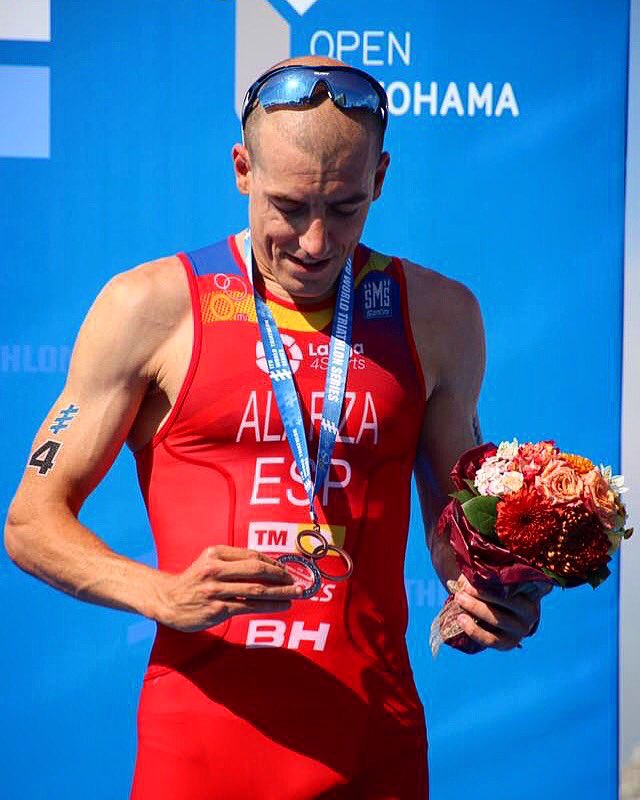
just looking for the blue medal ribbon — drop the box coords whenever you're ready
[244,232,353,527]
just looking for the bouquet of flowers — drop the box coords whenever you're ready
[430,439,633,656]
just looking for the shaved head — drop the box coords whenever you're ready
[231,54,391,305]
[243,55,385,166]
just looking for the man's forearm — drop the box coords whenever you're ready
[427,519,460,589]
[4,501,168,622]
[419,471,461,590]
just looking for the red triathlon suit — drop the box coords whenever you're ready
[130,235,429,800]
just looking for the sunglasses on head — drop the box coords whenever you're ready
[241,64,389,135]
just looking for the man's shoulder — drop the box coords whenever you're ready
[399,258,485,396]
[104,253,186,307]
[78,253,192,381]
[97,253,190,331]
[400,258,480,319]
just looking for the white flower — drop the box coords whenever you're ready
[496,438,519,461]
[474,456,515,496]
[598,464,629,495]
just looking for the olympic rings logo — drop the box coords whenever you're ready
[213,272,249,301]
[204,274,250,322]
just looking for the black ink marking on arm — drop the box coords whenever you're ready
[28,440,62,476]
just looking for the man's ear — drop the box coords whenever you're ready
[372,150,391,201]
[231,143,252,195]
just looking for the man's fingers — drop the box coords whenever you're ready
[459,583,538,618]
[213,582,303,600]
[202,545,282,567]
[199,546,293,583]
[458,613,521,651]
[215,561,295,585]
[456,592,531,639]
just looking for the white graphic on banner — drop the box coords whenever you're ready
[235,0,290,118]
[309,29,411,65]
[0,344,70,373]
[283,0,321,14]
[0,2,51,159]
[380,80,519,118]
[0,0,50,41]
[234,2,520,121]
[0,66,50,159]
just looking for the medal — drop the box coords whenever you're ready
[296,527,354,582]
[276,553,322,600]
[245,232,355,594]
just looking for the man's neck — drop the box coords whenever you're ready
[235,230,339,306]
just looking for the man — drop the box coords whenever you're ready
[4,56,542,799]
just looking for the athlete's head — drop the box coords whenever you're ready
[232,56,390,303]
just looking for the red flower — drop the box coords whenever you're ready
[550,505,611,579]
[495,487,560,563]
[496,490,610,580]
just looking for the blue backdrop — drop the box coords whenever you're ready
[0,1,629,797]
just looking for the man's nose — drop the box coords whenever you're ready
[299,216,331,260]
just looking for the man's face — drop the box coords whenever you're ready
[233,105,389,302]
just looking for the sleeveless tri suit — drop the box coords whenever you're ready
[130,236,429,799]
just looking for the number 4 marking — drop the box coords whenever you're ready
[28,440,62,476]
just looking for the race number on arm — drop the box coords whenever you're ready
[4,257,300,629]
[5,259,185,616]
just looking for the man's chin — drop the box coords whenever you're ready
[279,258,339,300]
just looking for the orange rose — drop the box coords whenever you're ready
[535,459,584,505]
[582,469,617,529]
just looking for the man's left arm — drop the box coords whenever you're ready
[404,260,542,651]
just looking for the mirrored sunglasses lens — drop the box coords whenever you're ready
[258,72,319,110]
[325,72,382,111]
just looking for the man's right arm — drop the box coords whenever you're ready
[4,259,300,631]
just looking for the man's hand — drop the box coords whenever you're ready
[155,545,304,632]
[450,573,550,651]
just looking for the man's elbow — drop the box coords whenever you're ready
[3,499,54,572]
[4,501,31,567]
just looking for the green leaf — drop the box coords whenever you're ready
[463,478,480,495]
[541,567,568,588]
[461,495,499,536]
[450,489,476,503]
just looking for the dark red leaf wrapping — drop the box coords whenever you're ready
[435,442,556,654]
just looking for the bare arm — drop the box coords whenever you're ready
[4,259,300,630]
[405,261,540,650]
[406,262,486,587]
[5,264,169,617]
